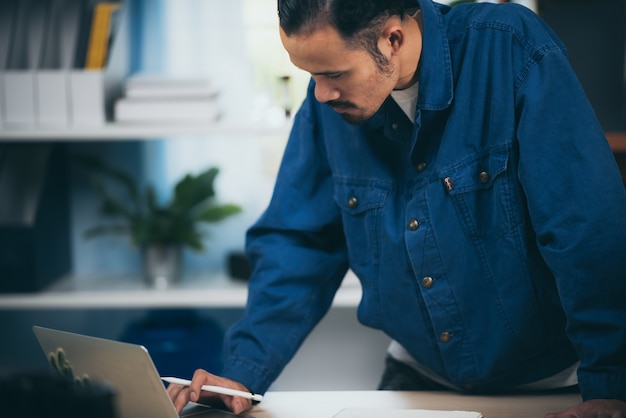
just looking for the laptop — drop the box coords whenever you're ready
[32,326,243,418]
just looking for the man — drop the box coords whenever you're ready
[168,0,626,416]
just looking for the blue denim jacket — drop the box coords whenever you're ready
[223,0,626,400]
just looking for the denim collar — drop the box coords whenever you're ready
[415,0,454,111]
[363,0,454,132]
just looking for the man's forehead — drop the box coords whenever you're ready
[281,26,351,67]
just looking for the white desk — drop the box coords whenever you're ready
[246,390,582,418]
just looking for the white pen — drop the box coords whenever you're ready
[161,376,264,402]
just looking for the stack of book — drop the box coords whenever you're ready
[114,76,221,123]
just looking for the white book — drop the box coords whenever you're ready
[334,408,483,418]
[114,97,220,122]
[123,76,218,99]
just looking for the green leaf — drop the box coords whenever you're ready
[182,230,206,251]
[196,204,242,223]
[73,153,141,207]
[172,167,219,213]
[100,194,134,219]
[146,185,158,213]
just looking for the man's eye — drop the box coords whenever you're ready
[327,73,342,80]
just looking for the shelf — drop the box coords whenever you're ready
[0,271,362,310]
[606,132,626,153]
[0,120,292,141]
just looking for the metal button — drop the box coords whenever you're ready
[347,197,358,209]
[478,171,490,184]
[391,123,398,130]
[408,219,420,231]
[421,276,434,289]
[416,162,427,172]
[439,332,452,343]
[443,177,454,191]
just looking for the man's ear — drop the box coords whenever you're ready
[379,18,405,57]
[389,29,404,50]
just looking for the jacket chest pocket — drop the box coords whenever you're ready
[334,180,391,265]
[438,146,521,240]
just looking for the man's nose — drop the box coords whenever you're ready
[314,80,340,103]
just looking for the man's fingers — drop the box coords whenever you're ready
[167,384,191,414]
[167,369,255,414]
[222,396,252,415]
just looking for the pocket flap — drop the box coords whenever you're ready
[439,146,509,195]
[334,180,391,215]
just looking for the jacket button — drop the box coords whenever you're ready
[421,276,434,289]
[416,162,427,172]
[439,332,452,343]
[408,219,420,231]
[478,171,490,184]
[347,197,358,209]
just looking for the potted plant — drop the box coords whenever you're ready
[76,155,242,287]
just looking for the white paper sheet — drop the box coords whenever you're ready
[333,408,483,418]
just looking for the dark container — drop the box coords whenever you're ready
[0,144,71,293]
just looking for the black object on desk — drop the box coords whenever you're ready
[0,143,71,293]
[0,370,117,418]
[227,250,251,280]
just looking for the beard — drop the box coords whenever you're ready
[327,62,395,125]
[340,112,369,125]
[326,100,372,125]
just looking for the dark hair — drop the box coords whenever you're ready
[278,0,419,69]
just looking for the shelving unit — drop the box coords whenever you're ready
[0,119,292,301]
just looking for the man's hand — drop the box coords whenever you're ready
[545,399,626,418]
[166,369,254,415]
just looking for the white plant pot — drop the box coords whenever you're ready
[142,245,182,288]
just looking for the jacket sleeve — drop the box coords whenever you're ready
[220,82,349,394]
[516,46,626,401]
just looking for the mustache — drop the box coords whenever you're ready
[326,100,357,110]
